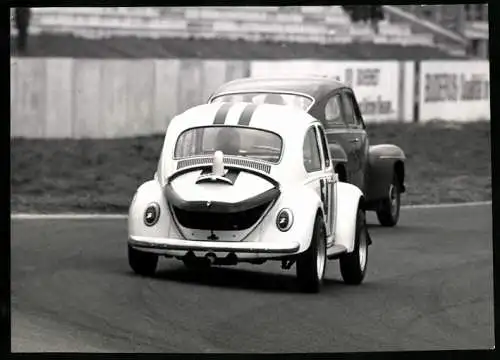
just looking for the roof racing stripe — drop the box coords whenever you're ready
[237,103,258,126]
[213,102,233,124]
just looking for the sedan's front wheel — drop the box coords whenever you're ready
[376,173,401,227]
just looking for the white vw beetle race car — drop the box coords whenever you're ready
[128,102,372,292]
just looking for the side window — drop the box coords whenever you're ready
[177,129,197,155]
[342,92,363,127]
[303,127,322,173]
[341,92,356,126]
[316,126,331,168]
[324,94,344,129]
[351,93,365,127]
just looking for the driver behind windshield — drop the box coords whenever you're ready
[215,127,241,156]
[264,93,286,105]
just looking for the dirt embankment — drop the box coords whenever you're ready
[11,121,491,213]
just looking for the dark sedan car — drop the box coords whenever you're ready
[208,76,406,227]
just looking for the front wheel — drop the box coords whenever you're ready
[128,245,159,277]
[376,173,401,227]
[296,214,327,293]
[339,209,369,285]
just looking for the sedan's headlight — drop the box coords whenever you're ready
[276,208,293,232]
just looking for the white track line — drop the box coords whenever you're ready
[401,200,492,209]
[10,201,492,220]
[11,214,128,220]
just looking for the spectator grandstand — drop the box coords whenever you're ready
[10,5,488,60]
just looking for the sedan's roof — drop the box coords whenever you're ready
[211,77,347,101]
[169,102,319,137]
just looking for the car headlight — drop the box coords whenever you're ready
[144,202,160,226]
[276,208,293,232]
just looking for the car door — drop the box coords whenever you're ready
[340,89,369,193]
[318,92,354,180]
[302,126,331,233]
[315,124,335,242]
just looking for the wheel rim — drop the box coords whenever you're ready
[316,229,326,280]
[389,184,399,218]
[358,228,367,271]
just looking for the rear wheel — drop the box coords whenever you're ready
[339,209,368,285]
[376,173,400,227]
[128,245,158,277]
[296,214,327,293]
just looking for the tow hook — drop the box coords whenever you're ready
[206,253,217,265]
[281,259,296,270]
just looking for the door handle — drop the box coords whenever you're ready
[350,138,360,143]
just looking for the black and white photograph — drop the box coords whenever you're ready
[8,3,494,355]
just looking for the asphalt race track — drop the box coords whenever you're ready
[11,204,494,353]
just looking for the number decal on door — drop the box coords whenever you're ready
[319,179,329,216]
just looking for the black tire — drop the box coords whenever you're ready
[339,209,369,285]
[128,244,158,277]
[296,214,327,293]
[376,173,401,227]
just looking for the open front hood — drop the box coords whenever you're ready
[165,167,280,213]
[162,153,282,240]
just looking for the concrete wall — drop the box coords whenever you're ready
[10,57,489,139]
[10,57,249,138]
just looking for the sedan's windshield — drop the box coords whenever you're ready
[174,126,283,163]
[211,92,313,111]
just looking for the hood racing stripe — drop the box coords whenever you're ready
[237,103,258,126]
[225,169,241,184]
[213,103,233,124]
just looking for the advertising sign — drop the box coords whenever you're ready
[419,60,490,121]
[250,60,402,122]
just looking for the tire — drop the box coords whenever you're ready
[296,214,327,293]
[128,244,159,277]
[339,208,369,285]
[376,173,401,227]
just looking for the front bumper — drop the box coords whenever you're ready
[128,236,300,254]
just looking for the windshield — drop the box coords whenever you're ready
[211,92,313,111]
[174,126,283,163]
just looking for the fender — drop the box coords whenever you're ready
[334,181,364,253]
[328,143,348,166]
[129,180,322,255]
[156,132,169,186]
[366,144,406,204]
[128,179,182,240]
[259,185,324,253]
